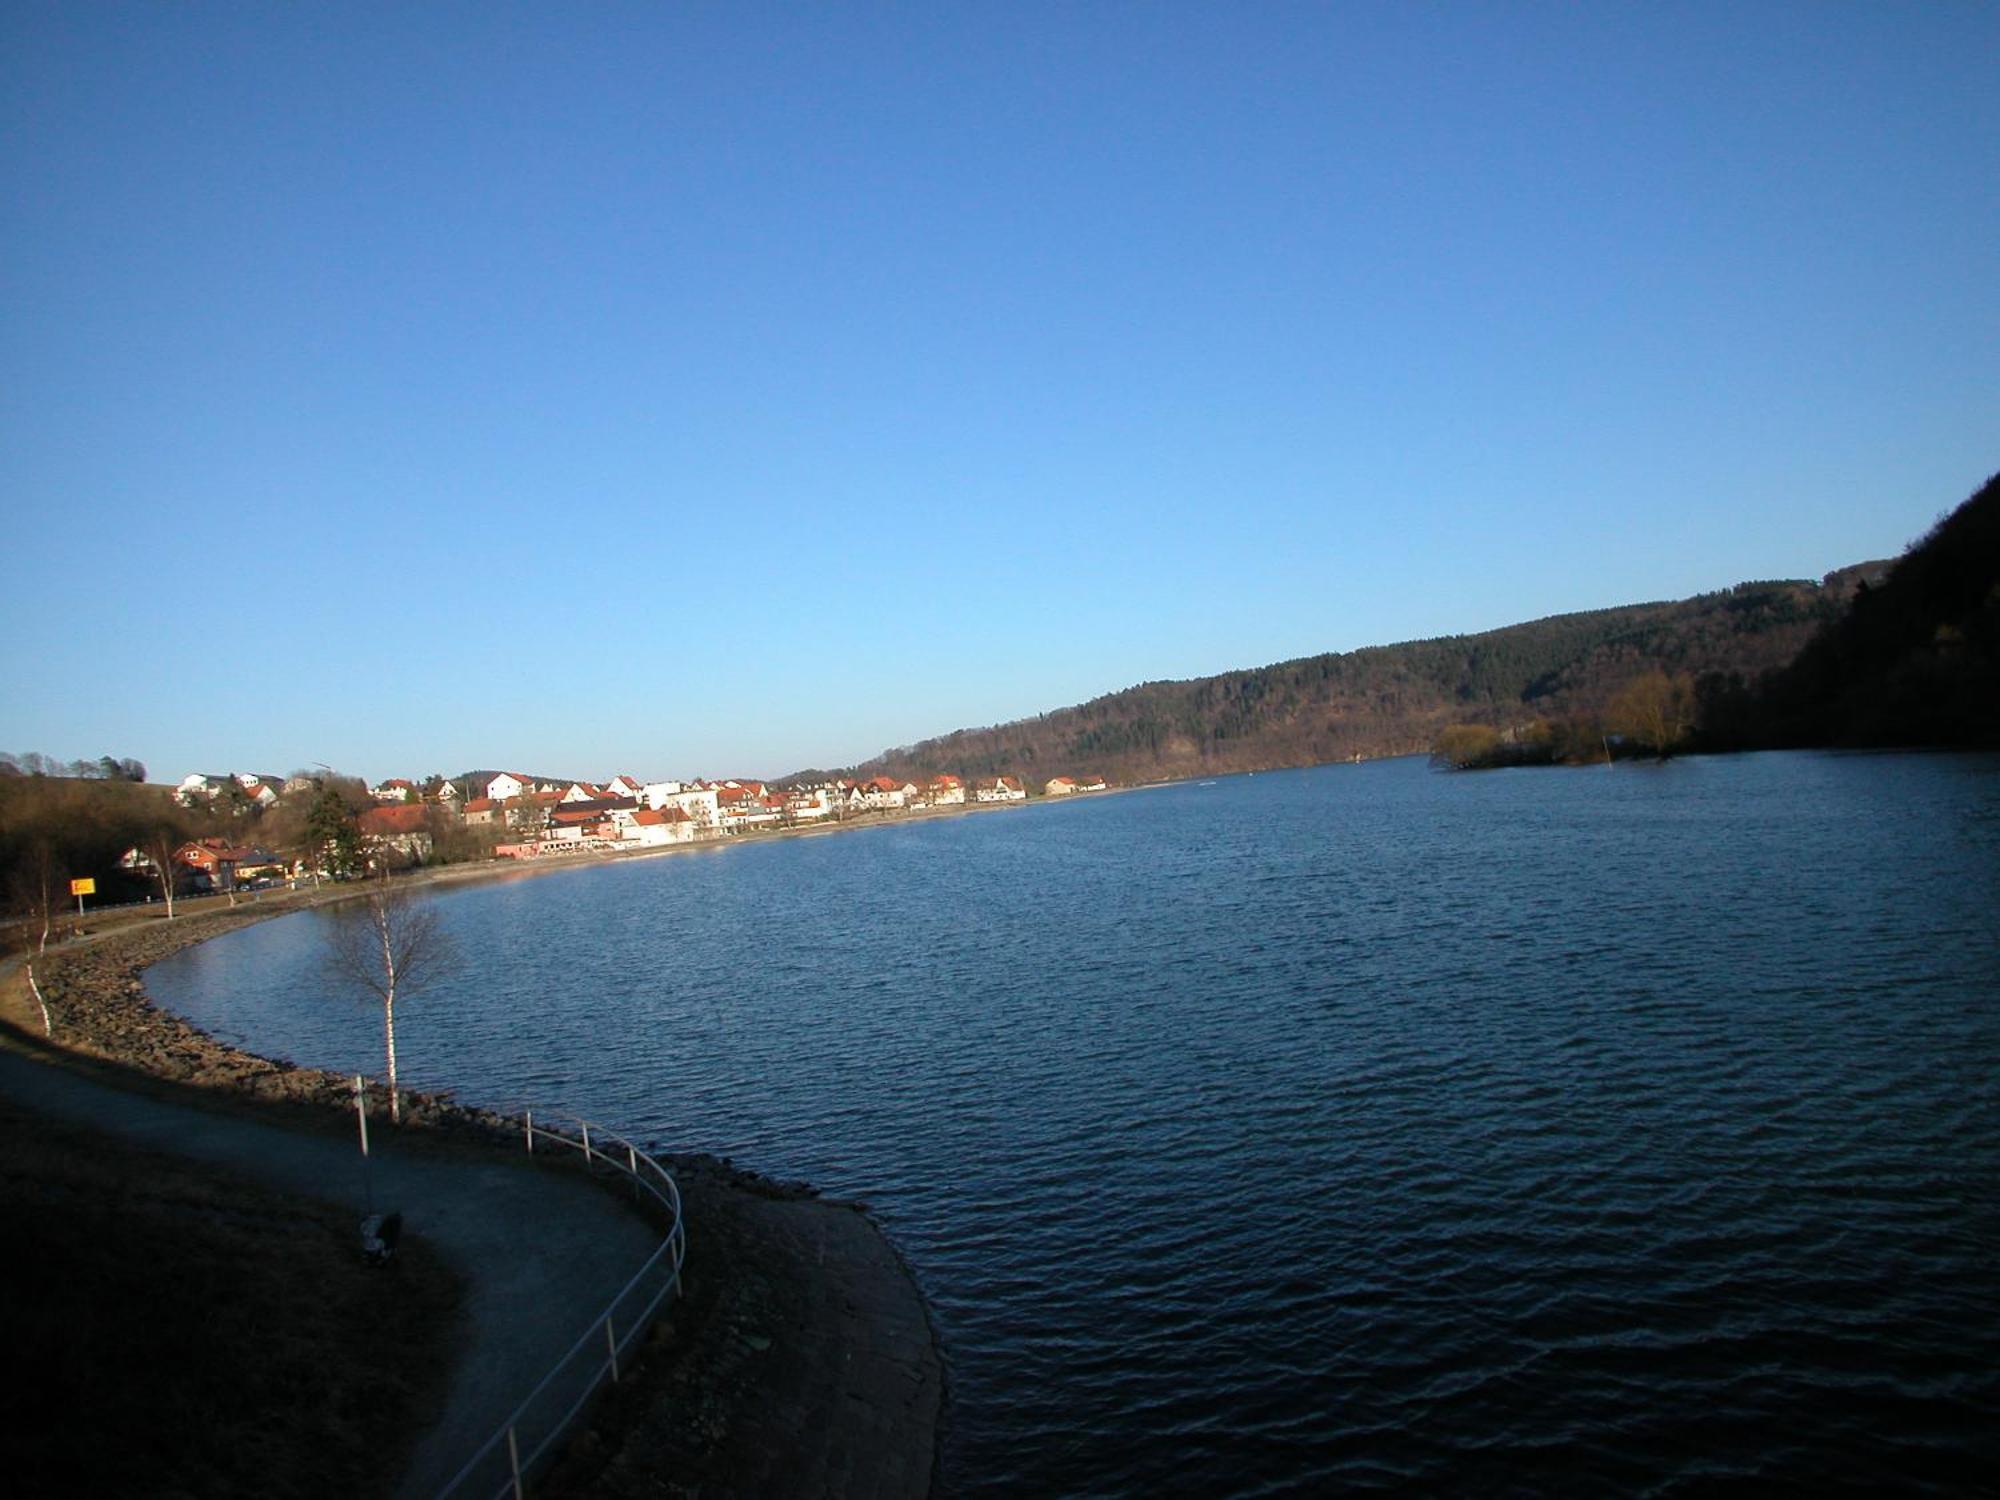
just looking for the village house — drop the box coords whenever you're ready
[929,774,966,806]
[974,776,1026,803]
[848,776,909,812]
[372,778,418,803]
[176,772,281,809]
[715,785,769,829]
[495,833,590,859]
[461,796,498,826]
[1045,776,1078,795]
[549,796,641,836]
[784,786,836,821]
[624,806,696,847]
[173,837,287,891]
[484,772,530,802]
[358,804,434,864]
[644,782,720,831]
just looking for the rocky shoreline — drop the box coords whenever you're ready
[10,906,946,1498]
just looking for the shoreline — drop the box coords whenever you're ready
[2,908,945,1497]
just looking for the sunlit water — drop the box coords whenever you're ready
[150,751,2000,1494]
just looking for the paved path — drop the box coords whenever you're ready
[0,1033,663,1498]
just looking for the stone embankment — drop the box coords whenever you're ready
[22,907,522,1141]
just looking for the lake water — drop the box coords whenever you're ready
[149,752,2000,1494]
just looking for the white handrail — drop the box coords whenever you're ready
[432,1109,686,1500]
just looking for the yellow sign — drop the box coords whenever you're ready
[69,877,96,897]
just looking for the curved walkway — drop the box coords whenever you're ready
[0,1032,661,1499]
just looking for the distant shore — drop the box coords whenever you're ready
[402,780,1140,896]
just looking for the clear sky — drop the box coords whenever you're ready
[3,3,1994,784]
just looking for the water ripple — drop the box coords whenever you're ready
[147,752,2000,1495]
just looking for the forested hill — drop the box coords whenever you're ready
[1746,471,2000,748]
[838,569,1886,786]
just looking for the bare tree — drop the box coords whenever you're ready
[9,837,66,954]
[143,826,183,918]
[323,874,455,1123]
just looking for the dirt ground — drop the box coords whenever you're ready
[0,1098,464,1500]
[544,1154,945,1499]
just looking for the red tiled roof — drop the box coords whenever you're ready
[464,797,496,812]
[632,808,665,826]
[359,805,429,835]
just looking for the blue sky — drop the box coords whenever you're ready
[3,3,1994,783]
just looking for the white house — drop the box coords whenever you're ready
[929,775,966,806]
[851,776,907,811]
[644,783,720,832]
[784,787,836,821]
[622,807,696,847]
[176,773,223,806]
[485,772,528,802]
[974,777,1026,803]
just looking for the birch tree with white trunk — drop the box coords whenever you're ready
[323,874,454,1124]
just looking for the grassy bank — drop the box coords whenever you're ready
[0,1097,463,1500]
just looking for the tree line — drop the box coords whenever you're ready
[1433,470,2000,766]
[836,574,1873,786]
[2,751,147,781]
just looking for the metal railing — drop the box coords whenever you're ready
[432,1110,686,1500]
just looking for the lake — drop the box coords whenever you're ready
[148,751,2000,1494]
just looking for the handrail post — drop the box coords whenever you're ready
[507,1424,523,1499]
[605,1313,620,1382]
[581,1119,591,1160]
[524,1109,534,1153]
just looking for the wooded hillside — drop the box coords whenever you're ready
[1745,471,2000,748]
[841,569,1885,786]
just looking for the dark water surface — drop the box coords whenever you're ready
[150,752,2000,1494]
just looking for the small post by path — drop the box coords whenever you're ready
[354,1074,375,1213]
